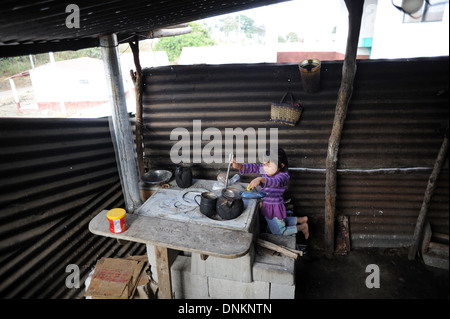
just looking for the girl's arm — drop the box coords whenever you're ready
[248,176,265,189]
[232,159,262,174]
[263,171,290,188]
[239,163,262,175]
[231,158,243,170]
[249,172,289,190]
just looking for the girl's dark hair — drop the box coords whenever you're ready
[264,147,288,170]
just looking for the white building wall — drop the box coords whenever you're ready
[29,59,109,103]
[333,0,376,56]
[371,0,449,59]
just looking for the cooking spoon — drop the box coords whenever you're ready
[225,153,233,188]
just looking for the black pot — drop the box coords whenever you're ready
[216,188,243,220]
[175,164,192,188]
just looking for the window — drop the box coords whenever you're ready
[403,0,449,23]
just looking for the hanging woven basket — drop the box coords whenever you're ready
[270,92,302,126]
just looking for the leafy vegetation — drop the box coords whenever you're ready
[218,15,265,39]
[278,32,301,43]
[1,48,101,75]
[154,22,215,62]
[0,47,102,90]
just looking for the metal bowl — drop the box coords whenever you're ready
[141,170,172,185]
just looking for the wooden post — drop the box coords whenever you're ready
[408,128,449,260]
[8,78,21,113]
[154,246,173,299]
[129,37,145,176]
[100,33,142,213]
[325,0,364,254]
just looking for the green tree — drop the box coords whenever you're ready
[240,15,265,39]
[218,15,265,39]
[219,16,239,36]
[54,47,102,60]
[0,48,102,80]
[286,32,299,42]
[155,22,215,62]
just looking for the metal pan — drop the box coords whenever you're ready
[240,190,267,199]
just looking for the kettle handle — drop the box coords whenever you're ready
[175,166,186,182]
[194,194,201,206]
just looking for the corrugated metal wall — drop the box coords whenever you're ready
[0,117,145,298]
[0,57,447,299]
[142,57,449,249]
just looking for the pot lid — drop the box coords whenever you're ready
[222,188,241,199]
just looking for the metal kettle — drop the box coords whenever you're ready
[175,164,192,188]
[216,188,243,220]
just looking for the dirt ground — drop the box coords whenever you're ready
[0,82,65,118]
[295,247,448,299]
[0,85,41,117]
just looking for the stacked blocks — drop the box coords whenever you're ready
[170,233,296,299]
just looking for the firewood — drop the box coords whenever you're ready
[256,239,301,259]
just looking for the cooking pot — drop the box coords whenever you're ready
[216,188,243,220]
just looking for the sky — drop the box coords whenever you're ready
[200,0,342,41]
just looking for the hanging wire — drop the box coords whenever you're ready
[119,44,130,56]
[119,34,138,44]
[98,43,119,48]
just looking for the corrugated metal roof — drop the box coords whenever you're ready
[0,0,289,57]
[141,57,449,249]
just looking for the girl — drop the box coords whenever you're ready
[232,148,309,239]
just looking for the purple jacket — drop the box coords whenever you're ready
[239,163,290,219]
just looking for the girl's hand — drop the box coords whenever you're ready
[248,177,265,190]
[231,158,243,170]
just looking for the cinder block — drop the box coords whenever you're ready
[270,283,295,299]
[252,234,296,285]
[145,244,179,284]
[171,255,209,299]
[191,245,255,283]
[208,277,269,299]
[190,252,206,276]
[252,257,294,285]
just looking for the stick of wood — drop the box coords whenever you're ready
[283,245,304,257]
[129,37,145,176]
[408,128,449,260]
[148,26,192,38]
[256,239,302,259]
[325,0,364,255]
